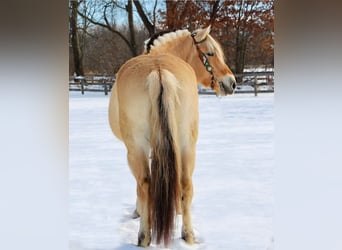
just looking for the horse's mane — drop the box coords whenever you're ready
[206,35,226,62]
[145,30,174,53]
[144,29,190,54]
[144,28,225,63]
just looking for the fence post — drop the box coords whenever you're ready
[254,76,258,96]
[104,78,108,95]
[80,78,84,95]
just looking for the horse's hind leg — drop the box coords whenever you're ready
[127,146,151,247]
[181,147,196,244]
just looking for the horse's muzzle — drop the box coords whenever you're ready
[218,74,236,96]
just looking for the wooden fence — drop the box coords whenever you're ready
[69,75,115,95]
[69,71,274,96]
[234,71,274,96]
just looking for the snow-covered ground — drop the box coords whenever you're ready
[69,92,274,250]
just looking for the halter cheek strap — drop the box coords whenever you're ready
[191,32,207,44]
[191,33,216,89]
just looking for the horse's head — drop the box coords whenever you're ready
[190,26,236,96]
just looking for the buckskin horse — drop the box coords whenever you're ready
[108,26,236,247]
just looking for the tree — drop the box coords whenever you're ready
[69,0,274,75]
[127,0,137,56]
[76,0,159,57]
[77,0,138,56]
[213,0,274,75]
[208,0,221,27]
[246,1,274,67]
[162,1,203,30]
[69,0,84,76]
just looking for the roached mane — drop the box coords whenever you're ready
[144,29,190,54]
[144,28,226,64]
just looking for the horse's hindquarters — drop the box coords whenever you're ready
[108,54,199,246]
[108,83,123,141]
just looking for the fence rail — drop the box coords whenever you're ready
[69,71,274,96]
[69,75,115,95]
[234,71,274,95]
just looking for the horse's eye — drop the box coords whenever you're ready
[206,52,214,57]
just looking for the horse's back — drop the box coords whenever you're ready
[116,54,197,90]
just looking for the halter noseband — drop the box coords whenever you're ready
[191,32,216,89]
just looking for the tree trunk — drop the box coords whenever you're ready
[126,0,137,56]
[235,31,242,81]
[70,0,84,76]
[235,34,249,84]
[209,0,221,27]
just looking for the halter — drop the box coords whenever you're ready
[191,32,216,89]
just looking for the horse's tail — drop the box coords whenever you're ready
[146,69,181,246]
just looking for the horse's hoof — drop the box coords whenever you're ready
[182,229,195,244]
[138,232,151,247]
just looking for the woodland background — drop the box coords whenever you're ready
[69,0,274,77]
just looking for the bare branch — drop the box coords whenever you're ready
[112,0,126,10]
[77,4,136,56]
[133,0,155,36]
[152,0,158,28]
[209,0,221,27]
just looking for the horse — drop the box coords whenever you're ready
[108,26,236,247]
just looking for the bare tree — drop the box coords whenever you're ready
[77,0,138,56]
[69,0,274,75]
[70,0,84,76]
[133,0,156,35]
[126,0,137,56]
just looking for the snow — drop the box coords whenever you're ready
[243,66,274,73]
[69,91,274,250]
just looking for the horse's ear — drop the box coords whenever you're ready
[192,26,211,42]
[204,25,211,34]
